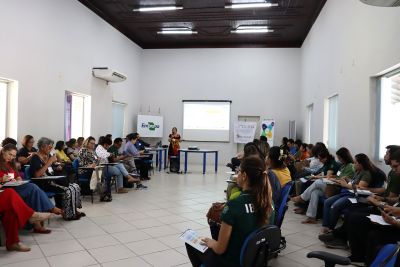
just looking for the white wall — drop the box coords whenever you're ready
[0,0,142,143]
[139,49,301,163]
[300,0,400,161]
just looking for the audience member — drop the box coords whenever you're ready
[16,135,37,169]
[186,155,273,267]
[258,136,270,159]
[65,138,78,161]
[266,146,291,187]
[108,137,137,174]
[125,133,151,180]
[0,188,51,252]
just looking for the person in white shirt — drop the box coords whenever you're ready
[96,138,146,191]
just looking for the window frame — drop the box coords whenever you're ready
[64,91,91,140]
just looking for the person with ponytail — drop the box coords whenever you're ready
[186,155,273,267]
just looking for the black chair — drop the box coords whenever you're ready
[307,243,399,267]
[72,159,94,203]
[240,225,282,267]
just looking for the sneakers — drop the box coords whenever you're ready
[325,238,349,250]
[318,232,335,243]
[136,184,148,190]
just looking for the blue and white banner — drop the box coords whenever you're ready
[137,115,164,137]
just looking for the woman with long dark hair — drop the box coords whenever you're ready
[0,144,62,233]
[186,155,273,267]
[266,146,291,187]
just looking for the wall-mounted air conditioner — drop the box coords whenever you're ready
[92,67,127,83]
[359,0,400,7]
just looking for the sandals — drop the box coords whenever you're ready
[7,243,31,252]
[29,212,51,224]
[33,228,52,234]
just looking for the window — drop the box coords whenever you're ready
[323,94,338,149]
[64,91,91,140]
[377,70,400,159]
[305,104,313,143]
[112,102,126,138]
[0,78,18,142]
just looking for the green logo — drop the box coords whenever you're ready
[148,122,156,131]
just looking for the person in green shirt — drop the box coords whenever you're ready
[185,155,273,267]
[107,138,138,174]
[292,147,354,224]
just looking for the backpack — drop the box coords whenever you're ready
[169,156,180,173]
[62,183,82,220]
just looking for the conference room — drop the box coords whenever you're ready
[1,0,400,266]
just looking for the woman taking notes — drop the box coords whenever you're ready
[185,155,273,267]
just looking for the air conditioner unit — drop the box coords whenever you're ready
[92,67,127,83]
[359,0,400,7]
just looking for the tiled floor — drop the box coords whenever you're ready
[0,166,351,267]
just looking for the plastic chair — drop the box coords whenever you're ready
[240,225,282,267]
[307,243,399,267]
[24,165,56,198]
[72,159,94,203]
[275,181,293,228]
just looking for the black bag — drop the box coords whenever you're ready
[169,156,180,173]
[62,183,82,220]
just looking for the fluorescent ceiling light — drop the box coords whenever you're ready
[133,6,183,12]
[157,28,197,35]
[226,2,278,9]
[231,26,273,33]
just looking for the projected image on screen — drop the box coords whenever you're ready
[183,101,231,142]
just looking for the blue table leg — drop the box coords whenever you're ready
[215,151,218,173]
[164,149,167,169]
[184,152,188,173]
[158,150,162,172]
[203,153,206,174]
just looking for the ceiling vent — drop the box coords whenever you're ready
[359,0,400,7]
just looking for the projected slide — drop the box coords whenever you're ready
[183,101,231,142]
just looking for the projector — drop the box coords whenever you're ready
[188,146,199,150]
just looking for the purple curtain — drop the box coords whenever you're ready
[65,94,72,140]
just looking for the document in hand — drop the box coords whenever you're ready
[367,214,399,226]
[180,229,208,253]
[3,181,29,187]
[322,178,336,185]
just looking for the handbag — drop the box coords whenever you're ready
[206,202,225,225]
[324,184,340,198]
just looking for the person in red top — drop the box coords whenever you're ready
[0,188,51,251]
[0,144,62,233]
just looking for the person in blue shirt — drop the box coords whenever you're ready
[124,133,151,180]
[287,139,297,155]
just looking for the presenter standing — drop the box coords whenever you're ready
[168,127,181,162]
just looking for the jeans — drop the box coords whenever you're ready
[301,179,326,218]
[104,166,124,189]
[114,163,129,177]
[322,192,353,229]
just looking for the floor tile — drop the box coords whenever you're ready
[101,257,151,267]
[0,258,50,267]
[128,218,164,229]
[39,239,84,256]
[0,245,44,266]
[46,251,97,267]
[77,235,120,250]
[100,221,136,234]
[88,244,136,263]
[140,249,189,267]
[142,225,181,238]
[125,239,170,255]
[112,229,152,243]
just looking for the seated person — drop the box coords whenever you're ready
[29,137,69,208]
[287,139,297,155]
[1,137,17,147]
[95,137,145,190]
[0,144,62,233]
[186,155,273,267]
[321,153,385,231]
[266,146,292,187]
[65,138,78,161]
[299,143,310,161]
[55,141,71,164]
[17,135,37,171]
[124,133,151,180]
[0,188,51,252]
[258,136,270,160]
[319,145,400,249]
[78,137,113,201]
[108,137,138,174]
[75,137,84,154]
[291,147,353,224]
